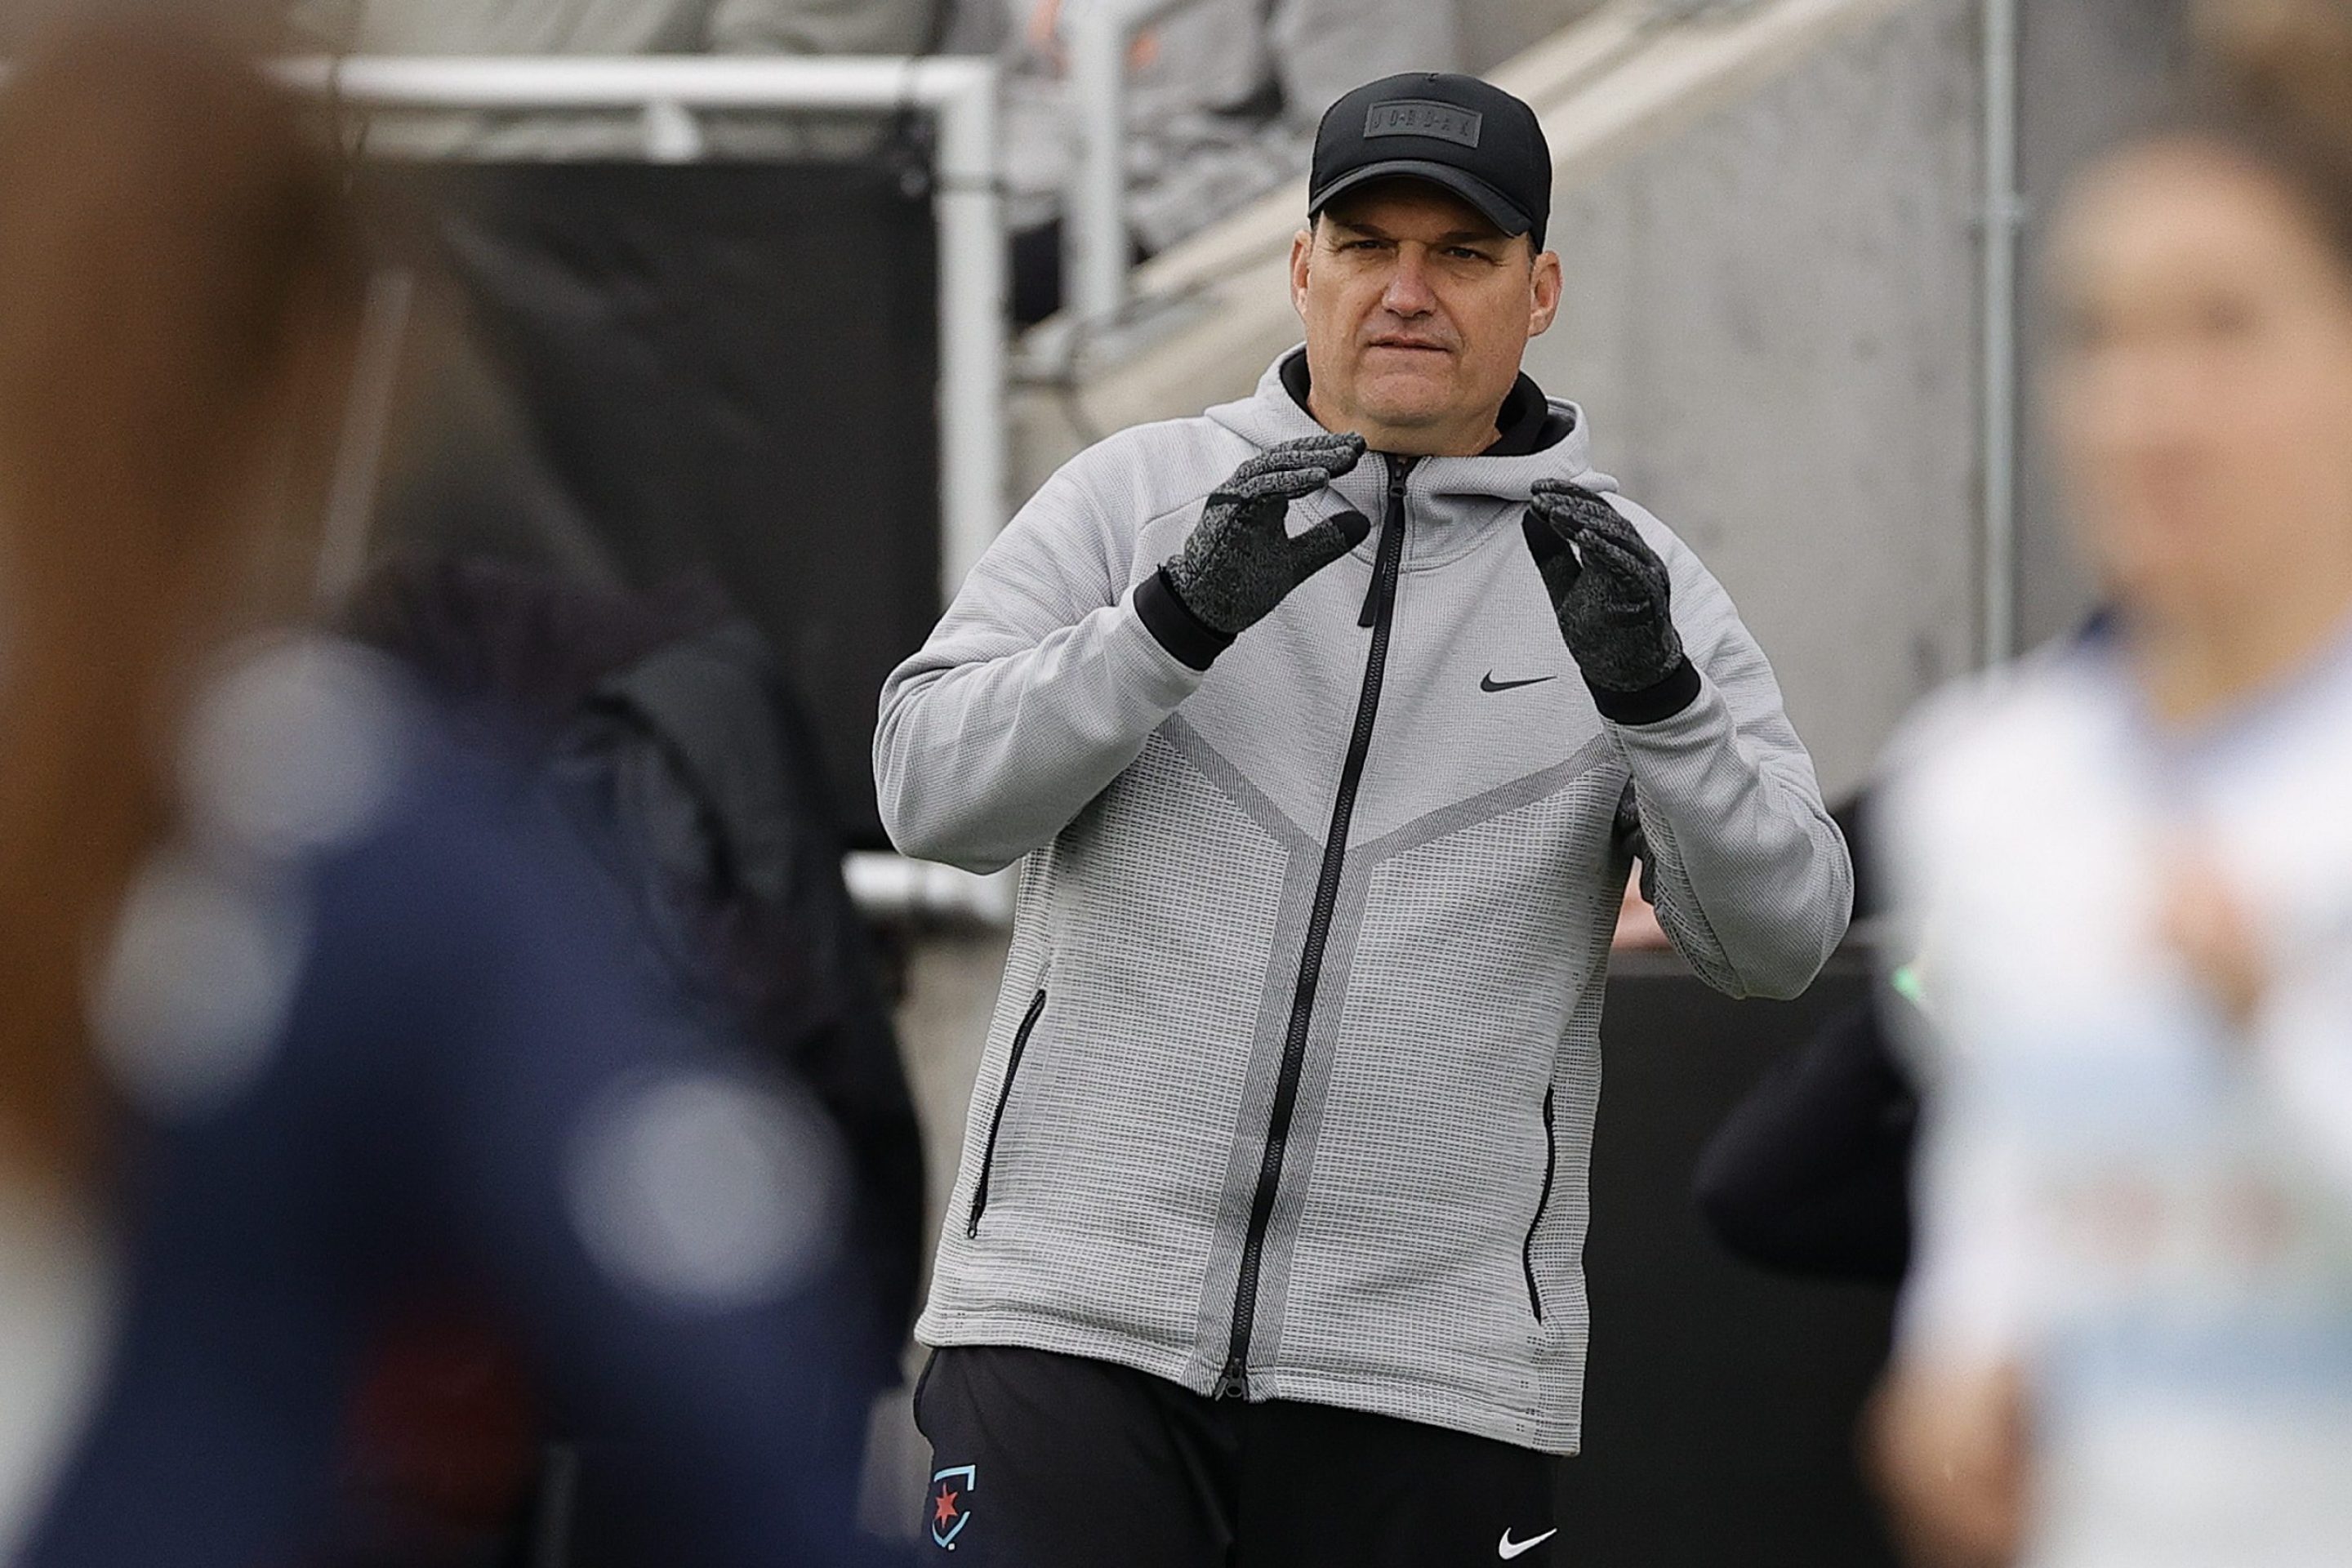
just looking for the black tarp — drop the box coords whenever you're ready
[1567,957,1900,1566]
[380,160,943,849]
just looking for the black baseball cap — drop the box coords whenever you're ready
[1310,72,1552,250]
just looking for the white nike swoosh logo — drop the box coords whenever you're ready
[1499,1528,1557,1560]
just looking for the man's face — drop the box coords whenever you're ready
[1290,180,1562,455]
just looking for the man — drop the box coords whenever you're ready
[877,72,1851,1567]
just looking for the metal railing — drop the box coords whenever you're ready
[274,54,1009,606]
[1058,0,1204,332]
[844,850,1014,924]
[1978,0,2022,666]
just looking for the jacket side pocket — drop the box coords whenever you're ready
[965,988,1048,1236]
[1523,1085,1557,1322]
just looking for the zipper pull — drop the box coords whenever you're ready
[1357,455,1414,628]
[1214,1357,1249,1401]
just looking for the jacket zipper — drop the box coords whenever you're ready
[1523,1085,1558,1322]
[965,987,1048,1236]
[1217,454,1414,1401]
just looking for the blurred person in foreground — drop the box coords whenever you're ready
[878,69,1851,1566]
[0,16,880,1565]
[1873,2,2352,1563]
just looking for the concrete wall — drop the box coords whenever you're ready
[1464,0,1614,69]
[1524,0,1982,799]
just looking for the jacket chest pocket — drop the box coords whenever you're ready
[965,988,1047,1236]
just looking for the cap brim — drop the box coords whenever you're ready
[1307,160,1535,239]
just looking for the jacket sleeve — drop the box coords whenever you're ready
[1605,499,1854,1000]
[873,447,1208,875]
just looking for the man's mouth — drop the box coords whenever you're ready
[1366,337,1452,354]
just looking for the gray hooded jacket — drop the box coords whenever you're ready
[876,350,1851,1454]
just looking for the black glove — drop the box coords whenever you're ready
[1141,434,1371,668]
[1522,480,1696,719]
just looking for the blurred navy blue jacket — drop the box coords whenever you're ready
[25,639,879,1568]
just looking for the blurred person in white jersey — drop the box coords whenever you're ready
[1874,2,2352,1563]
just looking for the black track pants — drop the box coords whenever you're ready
[911,1346,1560,1567]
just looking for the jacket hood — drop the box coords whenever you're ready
[1204,346,1615,508]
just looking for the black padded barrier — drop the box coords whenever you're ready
[1564,957,1899,1566]
[381,159,943,849]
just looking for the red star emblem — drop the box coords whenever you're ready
[933,1487,962,1527]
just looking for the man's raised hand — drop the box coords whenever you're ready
[1161,433,1373,638]
[1521,479,1686,697]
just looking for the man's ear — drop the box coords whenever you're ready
[1290,225,1314,325]
[1527,248,1564,338]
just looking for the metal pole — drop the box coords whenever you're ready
[1980,0,2020,666]
[844,850,1015,924]
[1062,0,1199,332]
[277,53,983,110]
[933,63,1010,599]
[1067,0,1132,330]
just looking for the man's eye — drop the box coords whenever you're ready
[1446,247,1494,263]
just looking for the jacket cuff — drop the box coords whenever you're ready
[1136,568,1234,672]
[1589,658,1702,726]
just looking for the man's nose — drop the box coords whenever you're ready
[1381,249,1438,317]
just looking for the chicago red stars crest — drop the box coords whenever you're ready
[929,1463,976,1550]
